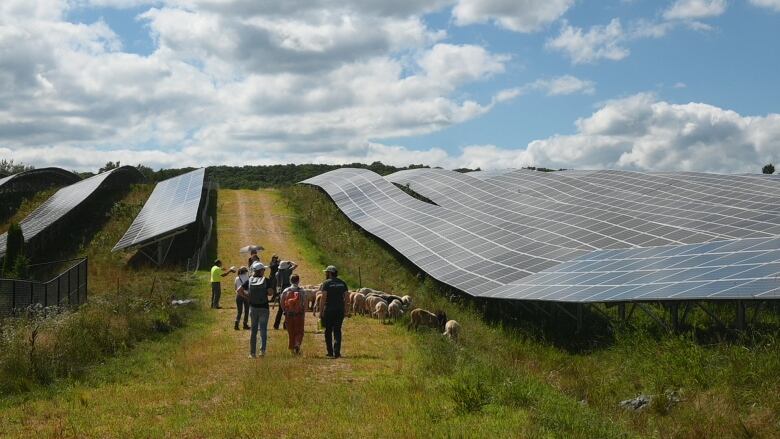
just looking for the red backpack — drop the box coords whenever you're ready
[284,289,301,311]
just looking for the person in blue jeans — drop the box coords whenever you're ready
[244,262,272,358]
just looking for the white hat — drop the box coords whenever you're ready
[280,260,292,269]
[251,261,266,272]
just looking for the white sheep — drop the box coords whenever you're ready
[401,295,412,309]
[352,293,366,315]
[388,300,403,321]
[443,320,461,342]
[373,301,389,324]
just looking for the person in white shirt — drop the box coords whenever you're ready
[233,266,250,331]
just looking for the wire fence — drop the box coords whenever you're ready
[0,258,88,316]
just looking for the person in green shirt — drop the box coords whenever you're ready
[210,259,235,309]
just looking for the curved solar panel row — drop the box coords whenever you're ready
[0,167,81,193]
[0,166,143,258]
[487,169,780,216]
[303,168,576,295]
[477,169,780,239]
[113,168,206,252]
[484,237,780,302]
[386,168,724,248]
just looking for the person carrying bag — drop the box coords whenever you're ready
[281,274,307,355]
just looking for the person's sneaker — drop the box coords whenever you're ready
[234,322,239,331]
[248,354,256,359]
[325,353,334,358]
[334,354,341,359]
[243,324,250,330]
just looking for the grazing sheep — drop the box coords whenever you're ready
[352,293,366,315]
[409,309,447,331]
[313,292,323,317]
[401,295,412,308]
[373,301,389,323]
[303,288,318,311]
[443,320,461,341]
[364,295,385,314]
[388,300,403,321]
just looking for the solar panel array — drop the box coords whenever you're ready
[304,167,780,303]
[0,167,80,193]
[0,167,141,258]
[113,168,206,252]
[486,237,780,302]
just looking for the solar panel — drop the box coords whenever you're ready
[0,167,80,193]
[113,168,206,252]
[0,167,141,258]
[303,169,578,296]
[305,168,780,304]
[484,237,780,302]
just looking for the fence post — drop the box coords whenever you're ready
[11,280,15,312]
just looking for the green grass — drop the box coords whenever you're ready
[0,188,58,235]
[0,184,200,395]
[282,185,780,439]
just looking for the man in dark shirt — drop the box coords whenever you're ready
[319,265,349,359]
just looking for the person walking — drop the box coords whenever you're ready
[319,265,349,359]
[210,259,235,309]
[245,262,272,358]
[273,260,298,330]
[281,274,307,355]
[233,266,250,330]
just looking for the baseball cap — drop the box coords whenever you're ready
[324,265,337,273]
[251,261,266,272]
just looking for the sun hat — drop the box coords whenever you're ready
[251,261,266,272]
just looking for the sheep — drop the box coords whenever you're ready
[313,291,323,317]
[388,300,403,321]
[409,309,447,331]
[373,301,389,324]
[352,293,366,315]
[364,295,385,314]
[303,288,318,311]
[401,295,412,309]
[443,320,461,341]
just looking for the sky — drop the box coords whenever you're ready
[1,0,779,173]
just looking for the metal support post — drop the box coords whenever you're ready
[670,302,679,332]
[618,303,626,321]
[736,300,746,330]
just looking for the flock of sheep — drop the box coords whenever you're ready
[296,285,461,341]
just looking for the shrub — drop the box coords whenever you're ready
[2,222,24,277]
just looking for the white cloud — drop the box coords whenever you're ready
[546,19,629,64]
[749,0,780,11]
[0,0,519,171]
[519,93,780,173]
[452,0,573,32]
[663,0,727,20]
[530,75,595,95]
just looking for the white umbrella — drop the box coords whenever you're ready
[239,245,264,254]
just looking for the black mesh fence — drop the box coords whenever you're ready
[0,258,87,316]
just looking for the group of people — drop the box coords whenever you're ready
[210,252,350,359]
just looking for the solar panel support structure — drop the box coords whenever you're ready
[137,234,179,267]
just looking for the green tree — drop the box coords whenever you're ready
[762,163,775,174]
[0,159,33,175]
[98,161,121,173]
[2,223,25,277]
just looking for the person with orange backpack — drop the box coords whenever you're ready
[280,274,307,355]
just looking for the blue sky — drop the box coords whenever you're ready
[2,0,780,172]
